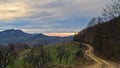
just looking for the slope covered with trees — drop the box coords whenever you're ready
[74,0,120,63]
[74,16,120,62]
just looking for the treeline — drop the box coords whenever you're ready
[74,0,120,63]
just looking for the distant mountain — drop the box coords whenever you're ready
[0,29,73,45]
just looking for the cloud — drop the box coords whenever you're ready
[0,0,110,21]
[0,1,29,20]
[0,0,110,33]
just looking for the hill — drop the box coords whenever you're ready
[74,16,120,63]
[5,42,93,68]
[0,29,73,45]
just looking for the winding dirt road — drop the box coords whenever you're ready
[81,43,120,68]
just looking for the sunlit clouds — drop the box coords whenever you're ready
[0,2,27,20]
[45,33,75,37]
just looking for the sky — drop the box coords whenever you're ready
[0,0,110,36]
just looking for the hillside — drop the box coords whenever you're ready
[5,42,93,68]
[0,29,73,45]
[74,16,120,63]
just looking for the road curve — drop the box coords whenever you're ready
[81,43,119,68]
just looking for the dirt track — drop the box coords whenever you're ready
[82,43,120,68]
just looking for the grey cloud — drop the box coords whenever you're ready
[0,0,111,33]
[0,0,110,21]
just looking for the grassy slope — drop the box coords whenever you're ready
[7,42,85,68]
[45,42,94,67]
[45,42,80,65]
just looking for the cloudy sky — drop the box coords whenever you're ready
[0,0,110,36]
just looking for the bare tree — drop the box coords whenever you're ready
[0,44,17,68]
[97,16,103,23]
[87,17,97,27]
[63,50,71,64]
[102,0,120,21]
[56,46,71,64]
[24,45,52,68]
[56,46,65,64]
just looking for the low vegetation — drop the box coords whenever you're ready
[0,42,91,68]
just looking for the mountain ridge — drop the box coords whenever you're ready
[0,29,73,45]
